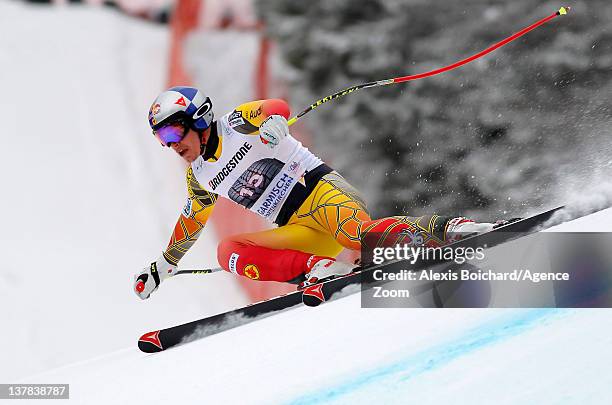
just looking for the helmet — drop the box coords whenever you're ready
[148,86,213,145]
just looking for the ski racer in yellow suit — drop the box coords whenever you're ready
[134,86,499,299]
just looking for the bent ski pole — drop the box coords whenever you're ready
[286,6,571,127]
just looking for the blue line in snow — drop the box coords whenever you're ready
[287,309,571,405]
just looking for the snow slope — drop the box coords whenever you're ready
[547,206,612,232]
[22,207,612,404]
[0,2,247,381]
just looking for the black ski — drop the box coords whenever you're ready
[139,205,563,353]
[302,206,564,306]
[138,288,304,353]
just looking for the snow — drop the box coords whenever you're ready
[0,2,246,381]
[546,207,612,232]
[16,207,612,404]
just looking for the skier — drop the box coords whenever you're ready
[134,86,499,299]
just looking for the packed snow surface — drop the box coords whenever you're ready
[22,209,612,404]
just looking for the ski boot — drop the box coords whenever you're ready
[298,256,358,290]
[445,216,521,241]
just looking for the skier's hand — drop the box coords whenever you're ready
[134,254,177,300]
[259,115,288,149]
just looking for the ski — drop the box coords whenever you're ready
[302,205,564,306]
[139,205,563,353]
[138,287,304,353]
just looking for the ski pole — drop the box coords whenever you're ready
[286,6,571,127]
[175,267,224,276]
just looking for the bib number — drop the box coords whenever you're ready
[228,158,284,208]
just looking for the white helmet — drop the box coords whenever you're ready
[148,86,214,133]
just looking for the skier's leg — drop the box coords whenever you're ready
[358,215,496,249]
[217,172,494,285]
[292,172,498,286]
[294,171,495,253]
[216,224,344,283]
[289,172,371,286]
[291,171,372,250]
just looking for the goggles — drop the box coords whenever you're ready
[153,122,188,147]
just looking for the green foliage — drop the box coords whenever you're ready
[257,0,612,218]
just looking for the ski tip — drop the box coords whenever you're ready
[302,284,325,307]
[138,330,164,353]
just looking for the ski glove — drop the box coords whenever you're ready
[134,254,177,300]
[259,115,289,149]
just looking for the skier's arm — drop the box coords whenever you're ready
[229,99,290,135]
[134,168,216,300]
[163,167,218,265]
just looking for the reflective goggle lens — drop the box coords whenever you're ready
[154,123,187,147]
